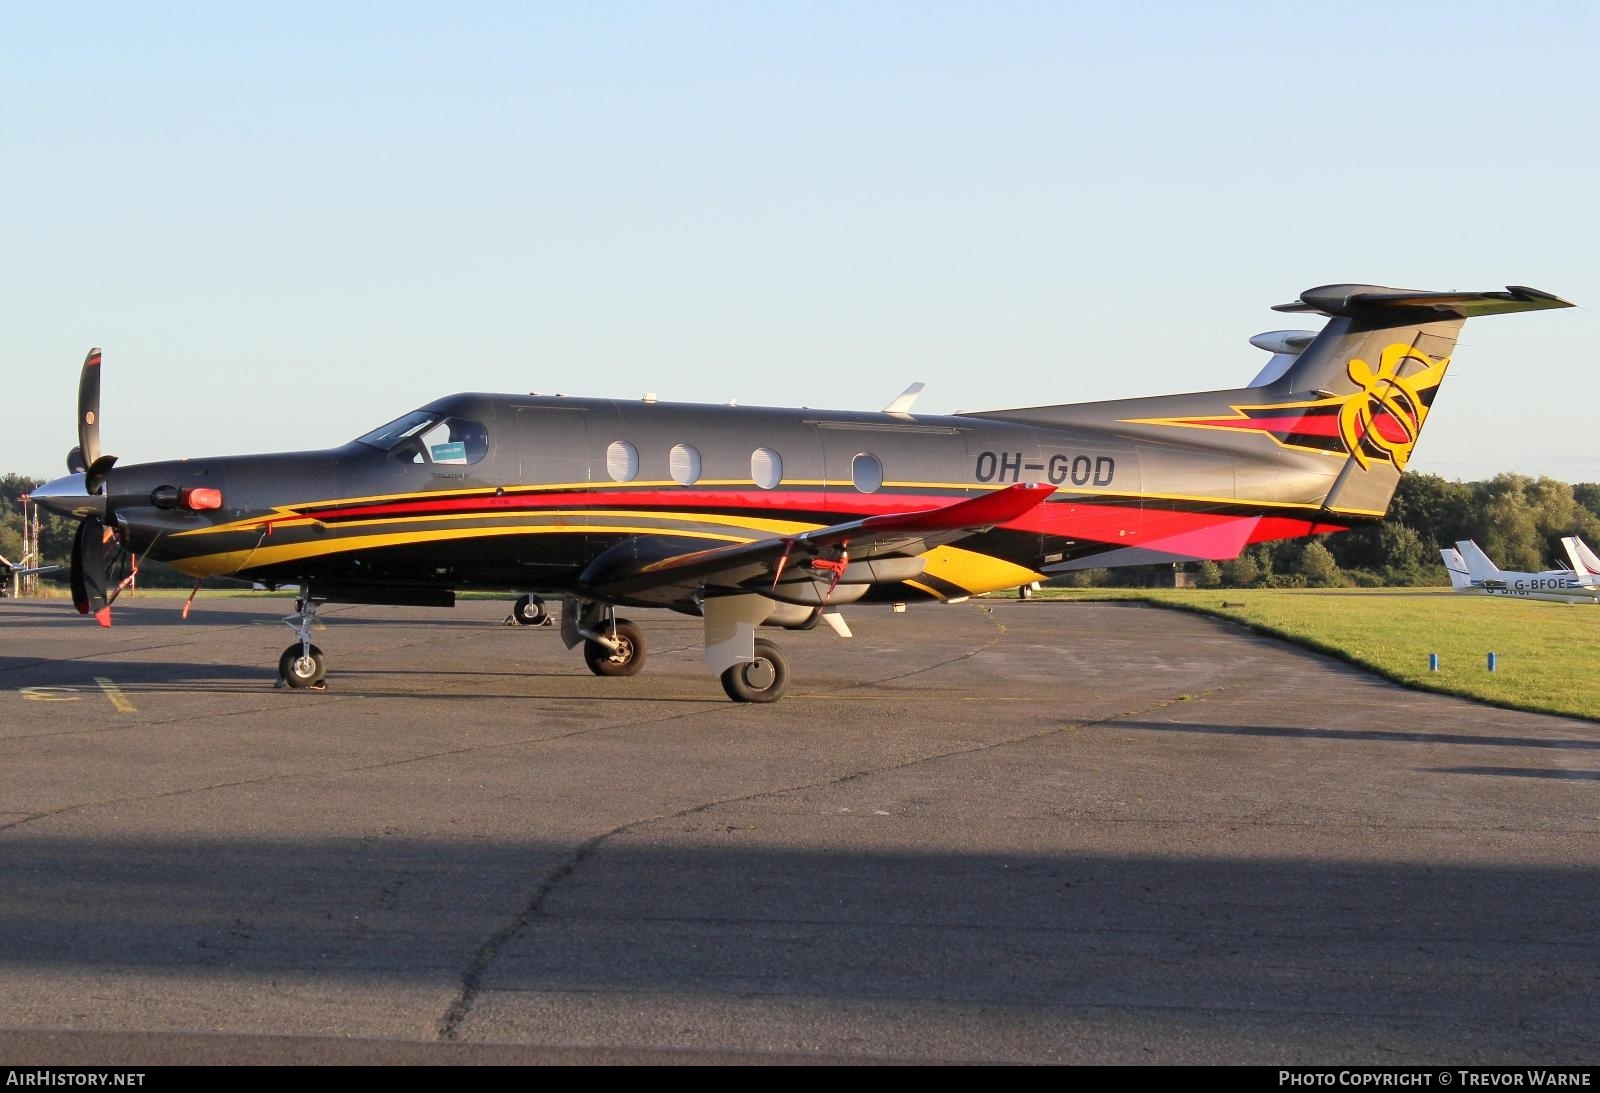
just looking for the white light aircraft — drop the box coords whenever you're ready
[1440,539,1600,605]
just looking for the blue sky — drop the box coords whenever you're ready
[3,3,1595,481]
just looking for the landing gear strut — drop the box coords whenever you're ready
[277,587,327,690]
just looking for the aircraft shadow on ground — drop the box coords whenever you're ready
[1110,719,1600,752]
[0,837,1596,1041]
[1431,766,1600,781]
[0,657,725,702]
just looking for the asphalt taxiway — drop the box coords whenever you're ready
[1,594,1596,1064]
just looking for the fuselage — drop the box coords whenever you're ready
[91,389,1363,609]
[1457,573,1600,605]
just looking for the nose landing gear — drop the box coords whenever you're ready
[277,588,328,690]
[510,594,552,626]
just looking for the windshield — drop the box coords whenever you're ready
[354,411,489,465]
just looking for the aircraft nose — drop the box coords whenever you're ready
[30,472,106,520]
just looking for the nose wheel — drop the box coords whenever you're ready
[511,594,552,626]
[719,638,789,703]
[278,643,327,689]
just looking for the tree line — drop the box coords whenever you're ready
[6,470,1599,591]
[1,473,197,588]
[1050,472,1600,589]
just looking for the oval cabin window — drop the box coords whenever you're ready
[851,452,883,494]
[606,440,639,482]
[750,447,782,490]
[669,444,702,486]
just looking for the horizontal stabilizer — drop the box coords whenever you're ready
[1247,329,1319,387]
[1273,284,1573,319]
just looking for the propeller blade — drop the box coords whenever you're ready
[69,520,91,615]
[70,514,124,627]
[67,445,86,475]
[84,454,118,497]
[77,348,103,473]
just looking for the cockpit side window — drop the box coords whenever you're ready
[354,412,489,465]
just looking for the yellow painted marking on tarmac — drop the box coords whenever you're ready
[94,677,137,713]
[19,686,81,702]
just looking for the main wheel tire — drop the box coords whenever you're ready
[513,594,550,626]
[583,619,645,677]
[279,643,326,689]
[720,638,789,703]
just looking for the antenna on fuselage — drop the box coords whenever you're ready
[883,382,926,418]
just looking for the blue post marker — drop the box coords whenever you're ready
[1487,651,1498,672]
[1429,653,1439,672]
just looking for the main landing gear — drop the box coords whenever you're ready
[718,638,789,703]
[560,596,795,702]
[277,588,327,690]
[563,600,647,678]
[583,618,645,677]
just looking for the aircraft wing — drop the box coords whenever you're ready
[581,482,1054,604]
[0,555,61,578]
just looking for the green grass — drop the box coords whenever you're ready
[1026,587,1600,722]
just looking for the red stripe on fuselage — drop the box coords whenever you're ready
[300,486,955,524]
[1181,411,1409,444]
[289,486,1347,552]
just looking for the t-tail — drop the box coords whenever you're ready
[1259,285,1572,517]
[966,283,1573,529]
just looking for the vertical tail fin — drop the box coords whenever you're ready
[1454,540,1501,584]
[1268,286,1573,517]
[1561,536,1600,578]
[1439,547,1473,590]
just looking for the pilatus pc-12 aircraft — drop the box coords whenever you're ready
[31,282,1571,701]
